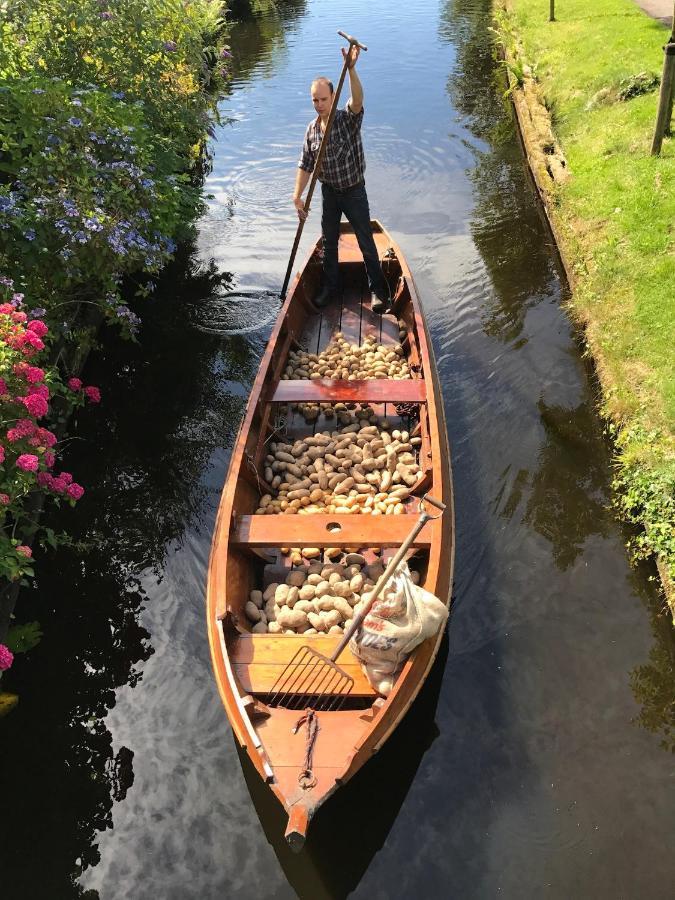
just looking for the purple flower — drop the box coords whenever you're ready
[100,10,113,19]
[12,293,24,304]
[220,48,232,58]
[32,88,46,95]
[111,91,125,100]
[23,230,36,241]
[163,41,177,52]
[67,117,82,127]
[71,98,82,106]
[30,308,47,318]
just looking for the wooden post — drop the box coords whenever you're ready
[549,0,555,22]
[667,6,675,136]
[651,41,675,155]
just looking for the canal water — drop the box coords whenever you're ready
[1,1,673,898]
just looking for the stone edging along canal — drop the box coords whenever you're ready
[495,0,675,617]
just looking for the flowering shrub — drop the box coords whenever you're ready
[0,280,99,582]
[0,0,230,156]
[0,1,231,653]
[0,1,230,338]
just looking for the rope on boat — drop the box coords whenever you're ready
[292,709,319,790]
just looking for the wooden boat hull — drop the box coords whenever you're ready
[206,221,454,847]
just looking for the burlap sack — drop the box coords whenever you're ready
[349,561,448,695]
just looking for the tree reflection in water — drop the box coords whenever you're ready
[0,244,261,898]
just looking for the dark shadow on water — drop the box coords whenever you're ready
[0,244,261,900]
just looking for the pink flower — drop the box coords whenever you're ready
[67,482,84,500]
[19,331,44,354]
[37,472,53,488]
[0,644,14,671]
[0,303,14,315]
[27,320,48,337]
[7,419,37,442]
[50,477,67,493]
[36,427,57,448]
[19,393,49,418]
[67,377,83,391]
[28,383,49,399]
[0,493,10,505]
[16,545,32,558]
[0,446,4,464]
[11,311,27,323]
[26,366,45,384]
[0,379,7,396]
[16,453,39,472]
[59,472,73,484]
[44,451,55,468]
[84,385,101,404]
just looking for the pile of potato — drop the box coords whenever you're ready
[245,553,376,634]
[282,333,411,382]
[255,420,423,517]
[245,552,421,634]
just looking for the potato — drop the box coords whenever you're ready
[303,547,322,559]
[249,589,263,609]
[344,552,366,566]
[286,569,305,586]
[333,597,354,620]
[308,611,328,632]
[350,573,364,593]
[315,595,336,612]
[307,573,323,586]
[277,607,309,630]
[245,600,263,623]
[294,599,315,614]
[252,622,268,634]
[299,584,316,601]
[322,609,342,629]
[274,584,290,605]
[263,582,279,602]
[286,585,300,607]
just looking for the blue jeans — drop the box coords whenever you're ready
[321,181,386,296]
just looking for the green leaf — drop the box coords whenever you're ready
[5,621,43,654]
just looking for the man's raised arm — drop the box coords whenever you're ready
[344,45,363,113]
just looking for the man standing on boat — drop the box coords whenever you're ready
[293,45,390,313]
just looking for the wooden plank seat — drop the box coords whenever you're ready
[230,634,377,697]
[269,378,426,404]
[231,514,435,549]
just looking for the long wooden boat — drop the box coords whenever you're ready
[206,220,454,848]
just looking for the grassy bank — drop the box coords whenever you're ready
[497,0,675,604]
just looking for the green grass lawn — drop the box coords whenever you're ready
[500,0,675,591]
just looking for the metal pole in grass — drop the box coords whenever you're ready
[651,39,675,155]
[549,0,555,23]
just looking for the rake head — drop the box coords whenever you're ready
[267,645,354,712]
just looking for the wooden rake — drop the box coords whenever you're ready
[267,494,446,711]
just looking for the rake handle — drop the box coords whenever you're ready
[330,509,433,662]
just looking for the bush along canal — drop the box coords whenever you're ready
[1,0,675,898]
[495,0,675,613]
[0,0,232,677]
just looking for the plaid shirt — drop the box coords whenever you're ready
[298,102,366,190]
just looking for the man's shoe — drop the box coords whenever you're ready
[313,287,334,309]
[371,291,391,314]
